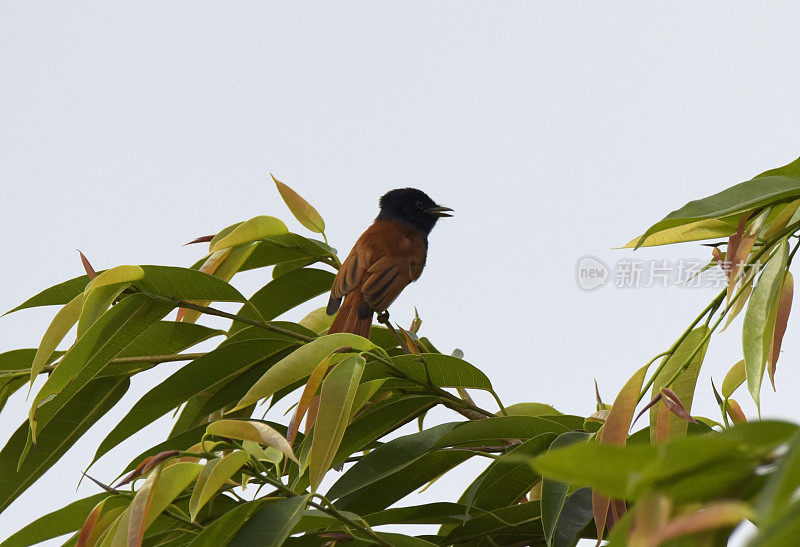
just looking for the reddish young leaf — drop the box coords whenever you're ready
[633,393,662,426]
[726,399,747,424]
[660,388,697,423]
[305,395,321,434]
[77,250,98,280]
[711,378,723,406]
[76,498,107,547]
[655,402,671,443]
[116,451,180,487]
[649,501,751,545]
[593,364,649,539]
[769,271,793,389]
[183,234,215,246]
[397,324,421,355]
[287,356,333,445]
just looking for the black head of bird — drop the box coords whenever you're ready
[376,188,453,236]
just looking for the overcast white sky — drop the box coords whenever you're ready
[3,2,800,542]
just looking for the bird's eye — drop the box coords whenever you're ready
[416,201,424,209]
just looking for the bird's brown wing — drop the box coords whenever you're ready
[328,220,427,315]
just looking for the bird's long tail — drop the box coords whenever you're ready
[328,291,372,338]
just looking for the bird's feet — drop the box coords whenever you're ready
[376,311,390,324]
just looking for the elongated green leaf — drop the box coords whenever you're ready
[541,431,591,546]
[28,294,171,442]
[206,420,296,463]
[0,377,129,514]
[434,416,575,449]
[750,499,800,546]
[187,500,267,546]
[77,284,133,339]
[0,493,122,547]
[235,333,376,410]
[362,503,472,527]
[634,175,800,248]
[333,395,438,467]
[503,402,563,416]
[380,353,493,390]
[756,430,800,527]
[442,502,545,545]
[5,274,95,315]
[328,422,456,500]
[649,327,709,441]
[92,338,292,466]
[470,434,556,511]
[29,293,84,386]
[744,239,788,410]
[336,450,472,515]
[272,174,326,234]
[310,355,365,491]
[238,234,333,273]
[722,360,746,398]
[189,451,249,521]
[136,265,247,303]
[78,265,145,338]
[229,494,309,546]
[210,216,288,254]
[229,268,334,334]
[623,218,737,248]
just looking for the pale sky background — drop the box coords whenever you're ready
[2,2,800,543]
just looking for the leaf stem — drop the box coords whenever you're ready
[4,352,208,379]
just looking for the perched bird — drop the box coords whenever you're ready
[326,188,453,337]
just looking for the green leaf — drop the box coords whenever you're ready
[103,321,224,376]
[750,499,800,546]
[238,234,334,273]
[754,156,800,178]
[92,338,294,466]
[541,431,591,546]
[744,239,789,411]
[623,218,738,248]
[28,294,171,442]
[336,450,472,515]
[0,493,123,547]
[363,503,473,527]
[722,359,746,399]
[29,293,84,386]
[441,502,545,545]
[272,174,326,234]
[309,355,365,491]
[136,265,247,303]
[0,376,129,514]
[229,268,334,334]
[503,402,563,416]
[235,333,376,410]
[77,265,145,337]
[189,451,250,521]
[229,495,309,546]
[206,420,297,462]
[187,499,268,546]
[434,416,576,449]
[634,175,800,248]
[210,215,289,254]
[469,434,556,511]
[756,430,800,527]
[333,395,438,467]
[649,326,709,441]
[381,353,493,390]
[4,273,95,315]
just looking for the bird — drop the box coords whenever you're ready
[326,188,453,337]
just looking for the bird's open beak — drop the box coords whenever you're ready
[426,206,454,218]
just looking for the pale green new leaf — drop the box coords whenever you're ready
[29,293,84,387]
[205,420,297,463]
[743,240,788,411]
[235,333,376,410]
[272,174,325,234]
[309,355,365,491]
[189,451,249,521]
[210,216,288,254]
